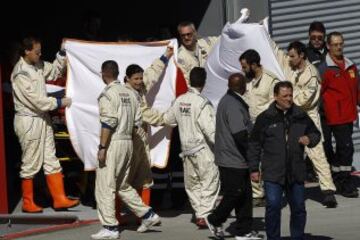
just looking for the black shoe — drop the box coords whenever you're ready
[340,176,359,198]
[341,189,359,198]
[205,216,224,240]
[322,191,337,208]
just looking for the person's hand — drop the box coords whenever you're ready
[298,136,310,146]
[61,39,66,51]
[251,171,260,182]
[136,126,147,140]
[61,97,72,108]
[236,8,250,23]
[164,45,174,59]
[98,149,107,168]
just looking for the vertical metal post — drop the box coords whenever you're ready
[0,64,9,213]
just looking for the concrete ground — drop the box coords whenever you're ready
[3,180,359,240]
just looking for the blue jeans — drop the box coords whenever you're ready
[264,181,306,240]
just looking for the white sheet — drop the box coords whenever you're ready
[65,39,178,170]
[203,22,285,108]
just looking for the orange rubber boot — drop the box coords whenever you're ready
[22,179,43,213]
[141,188,151,206]
[136,188,151,225]
[46,173,79,210]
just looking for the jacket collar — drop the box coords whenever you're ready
[265,101,304,118]
[325,53,354,69]
[307,42,327,54]
[20,57,39,71]
[188,87,201,95]
[227,90,249,110]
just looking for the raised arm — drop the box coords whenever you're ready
[143,46,174,92]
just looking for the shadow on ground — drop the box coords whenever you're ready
[282,233,333,239]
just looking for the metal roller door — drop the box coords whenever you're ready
[269,0,360,167]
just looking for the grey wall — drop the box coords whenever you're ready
[197,0,269,37]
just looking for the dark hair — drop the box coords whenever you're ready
[239,49,261,66]
[101,60,119,78]
[10,36,41,63]
[125,64,143,77]
[274,81,293,95]
[228,72,247,94]
[309,21,326,35]
[189,67,206,87]
[327,31,343,44]
[287,41,307,60]
[124,64,144,82]
[20,36,41,57]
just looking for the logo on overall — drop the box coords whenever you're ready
[179,102,191,115]
[121,97,131,104]
[348,69,356,78]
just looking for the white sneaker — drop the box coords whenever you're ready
[235,231,263,240]
[91,228,119,239]
[137,212,161,233]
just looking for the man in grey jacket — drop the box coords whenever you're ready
[205,73,261,240]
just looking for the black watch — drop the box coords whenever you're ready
[98,144,107,150]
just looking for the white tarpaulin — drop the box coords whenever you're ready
[64,22,286,170]
[203,22,286,108]
[65,39,177,170]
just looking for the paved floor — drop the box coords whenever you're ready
[4,181,359,240]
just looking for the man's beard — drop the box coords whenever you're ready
[245,70,255,80]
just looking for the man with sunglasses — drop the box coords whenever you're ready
[306,21,327,68]
[177,8,250,85]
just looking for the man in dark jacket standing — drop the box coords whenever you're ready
[305,21,327,67]
[206,73,261,240]
[248,81,321,240]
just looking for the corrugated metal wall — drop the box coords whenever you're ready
[269,0,360,68]
[269,0,360,168]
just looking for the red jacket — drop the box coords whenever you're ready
[319,54,359,125]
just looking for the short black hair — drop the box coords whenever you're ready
[274,81,293,95]
[287,41,307,60]
[327,31,343,44]
[189,67,206,87]
[239,49,261,66]
[125,64,144,77]
[228,72,247,94]
[101,60,119,78]
[21,36,41,56]
[309,21,326,35]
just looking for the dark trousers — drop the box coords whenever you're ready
[208,166,253,236]
[322,121,354,173]
[264,181,306,240]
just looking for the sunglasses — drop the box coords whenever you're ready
[180,32,194,38]
[310,35,324,41]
